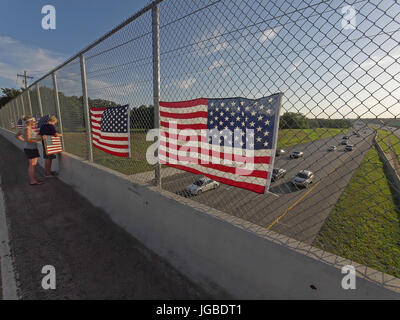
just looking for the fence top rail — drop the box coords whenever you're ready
[20,0,164,95]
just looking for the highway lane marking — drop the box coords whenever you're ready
[266,180,322,230]
[0,176,19,300]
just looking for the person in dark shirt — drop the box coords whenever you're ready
[39,116,62,177]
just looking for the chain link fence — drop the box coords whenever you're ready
[0,0,400,279]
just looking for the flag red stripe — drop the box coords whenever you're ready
[160,98,208,108]
[90,107,107,112]
[93,143,129,157]
[92,132,129,141]
[92,137,129,149]
[160,121,207,130]
[160,111,208,119]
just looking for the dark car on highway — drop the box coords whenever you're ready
[345,144,354,151]
[271,168,286,182]
[343,136,349,140]
[275,149,286,156]
[290,151,304,159]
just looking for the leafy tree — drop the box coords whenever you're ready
[0,88,21,109]
[279,112,309,129]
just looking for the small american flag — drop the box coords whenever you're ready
[44,135,63,155]
[17,118,23,131]
[90,105,130,157]
[159,93,283,194]
[32,115,41,135]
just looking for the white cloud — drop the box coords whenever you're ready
[0,36,66,87]
[289,59,303,73]
[259,26,282,43]
[208,59,225,71]
[172,77,196,89]
[358,54,400,70]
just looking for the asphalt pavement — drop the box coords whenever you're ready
[160,128,375,243]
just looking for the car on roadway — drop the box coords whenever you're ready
[185,176,219,195]
[271,168,287,182]
[292,170,314,188]
[275,149,286,157]
[290,151,304,159]
[341,140,348,145]
[345,144,354,151]
[328,145,337,151]
[343,136,350,140]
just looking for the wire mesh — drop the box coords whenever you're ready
[28,88,40,117]
[0,0,399,279]
[84,9,155,179]
[38,76,57,117]
[56,58,88,159]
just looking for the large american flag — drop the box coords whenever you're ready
[159,93,283,194]
[44,135,63,155]
[90,105,130,157]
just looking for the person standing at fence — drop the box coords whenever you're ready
[15,116,44,186]
[39,115,62,177]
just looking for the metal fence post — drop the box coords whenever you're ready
[36,83,43,116]
[27,89,33,115]
[80,53,94,162]
[152,4,161,187]
[52,72,65,148]
[11,100,17,132]
[20,95,25,115]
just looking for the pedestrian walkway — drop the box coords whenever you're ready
[0,135,210,299]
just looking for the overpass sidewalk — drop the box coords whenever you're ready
[0,135,210,299]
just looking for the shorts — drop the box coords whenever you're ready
[42,140,56,159]
[24,148,40,159]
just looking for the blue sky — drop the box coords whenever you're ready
[1,0,399,118]
[0,0,150,87]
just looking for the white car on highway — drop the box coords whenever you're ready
[292,170,314,188]
[185,176,220,195]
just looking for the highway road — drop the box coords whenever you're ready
[160,127,376,243]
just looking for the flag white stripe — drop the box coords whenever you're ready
[93,140,129,153]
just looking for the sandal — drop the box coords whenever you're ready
[29,181,44,186]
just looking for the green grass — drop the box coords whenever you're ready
[376,128,400,160]
[62,127,348,175]
[277,128,348,149]
[313,147,400,278]
[63,131,154,175]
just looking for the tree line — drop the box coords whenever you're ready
[279,112,352,129]
[1,87,353,131]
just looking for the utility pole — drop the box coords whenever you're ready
[17,71,34,89]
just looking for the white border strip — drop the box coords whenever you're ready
[0,176,19,300]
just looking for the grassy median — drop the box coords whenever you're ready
[376,128,400,160]
[277,128,348,149]
[314,146,400,278]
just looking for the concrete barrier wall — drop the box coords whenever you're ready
[1,127,399,299]
[374,137,400,198]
